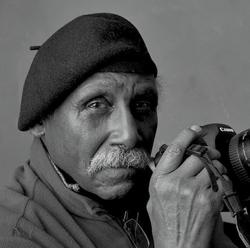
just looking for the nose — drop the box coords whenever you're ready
[108,105,141,148]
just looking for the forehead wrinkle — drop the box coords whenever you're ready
[104,73,157,94]
[84,73,138,100]
[73,73,157,103]
[101,73,130,91]
[79,73,128,95]
[71,75,117,103]
[108,73,147,100]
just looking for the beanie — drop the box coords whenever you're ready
[18,13,157,131]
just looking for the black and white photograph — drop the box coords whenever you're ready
[0,0,250,247]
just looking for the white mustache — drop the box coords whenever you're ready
[87,145,151,176]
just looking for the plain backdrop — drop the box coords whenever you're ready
[1,0,250,186]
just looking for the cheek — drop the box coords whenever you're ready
[86,112,108,129]
[45,122,83,173]
[44,114,101,172]
[139,114,158,149]
[44,104,110,187]
[67,123,110,191]
[71,118,109,170]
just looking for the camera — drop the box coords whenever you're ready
[153,123,250,208]
[153,123,250,247]
[200,123,250,208]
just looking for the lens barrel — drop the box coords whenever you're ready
[229,129,250,190]
[201,124,250,204]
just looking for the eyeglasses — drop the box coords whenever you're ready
[123,212,150,248]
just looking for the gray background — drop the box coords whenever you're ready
[1,0,250,186]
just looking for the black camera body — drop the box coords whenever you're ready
[200,123,250,208]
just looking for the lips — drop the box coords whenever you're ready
[93,167,139,185]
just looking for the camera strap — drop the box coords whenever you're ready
[153,143,250,247]
[187,144,250,248]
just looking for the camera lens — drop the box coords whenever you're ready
[229,129,250,190]
[201,124,250,204]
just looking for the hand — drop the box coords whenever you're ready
[147,125,226,248]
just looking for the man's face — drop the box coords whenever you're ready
[42,72,158,200]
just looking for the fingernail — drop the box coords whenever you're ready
[190,125,202,133]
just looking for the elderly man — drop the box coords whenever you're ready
[0,13,238,248]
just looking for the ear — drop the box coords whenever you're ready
[29,121,45,137]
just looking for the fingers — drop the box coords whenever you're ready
[153,125,221,176]
[176,148,220,178]
[196,160,227,181]
[155,125,202,175]
[152,124,226,201]
[176,155,207,177]
[204,147,221,160]
[195,160,228,188]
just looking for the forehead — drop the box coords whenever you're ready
[72,72,157,98]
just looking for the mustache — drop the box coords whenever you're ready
[87,145,151,176]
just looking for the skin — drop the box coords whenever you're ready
[147,126,237,248]
[33,72,158,200]
[31,72,236,247]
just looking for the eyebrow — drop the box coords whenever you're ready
[73,77,158,109]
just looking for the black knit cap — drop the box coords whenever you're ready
[18,13,157,131]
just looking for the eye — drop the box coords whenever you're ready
[133,100,157,114]
[85,97,112,112]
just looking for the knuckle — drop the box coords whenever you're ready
[168,177,195,197]
[153,178,169,195]
[189,154,203,164]
[197,191,222,213]
[166,143,184,157]
[179,180,197,197]
[149,175,177,196]
[207,147,221,160]
[181,185,195,197]
[198,192,211,206]
[185,154,205,171]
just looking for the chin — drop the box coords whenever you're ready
[95,181,135,200]
[84,168,151,201]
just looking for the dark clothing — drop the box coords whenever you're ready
[0,139,151,248]
[0,138,243,248]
